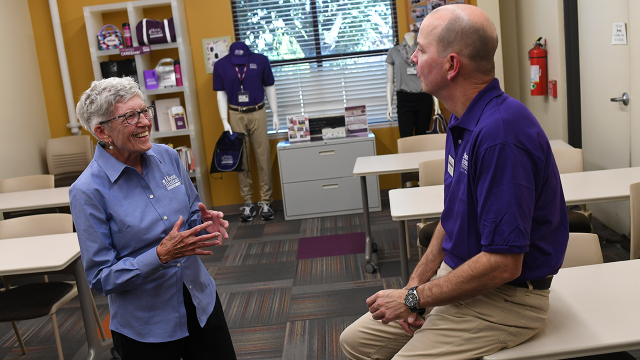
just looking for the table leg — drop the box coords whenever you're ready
[73,258,112,360]
[398,220,409,285]
[361,176,372,263]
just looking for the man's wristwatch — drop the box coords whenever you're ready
[404,286,426,315]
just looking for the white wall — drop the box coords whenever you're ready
[499,0,568,142]
[0,1,51,182]
[477,0,505,87]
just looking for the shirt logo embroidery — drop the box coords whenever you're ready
[461,152,468,174]
[162,175,181,190]
[249,63,257,69]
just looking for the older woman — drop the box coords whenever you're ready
[70,77,236,359]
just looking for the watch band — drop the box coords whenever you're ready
[405,286,426,315]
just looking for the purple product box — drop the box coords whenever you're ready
[144,69,158,90]
[173,115,187,130]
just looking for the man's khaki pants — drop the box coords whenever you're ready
[229,107,273,204]
[340,262,550,360]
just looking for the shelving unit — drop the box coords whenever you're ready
[83,0,211,208]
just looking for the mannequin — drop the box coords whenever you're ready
[213,41,278,222]
[385,32,434,138]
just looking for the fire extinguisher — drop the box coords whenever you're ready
[529,37,547,96]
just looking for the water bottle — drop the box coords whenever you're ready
[174,60,183,86]
[122,23,132,47]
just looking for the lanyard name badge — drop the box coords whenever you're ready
[235,65,250,103]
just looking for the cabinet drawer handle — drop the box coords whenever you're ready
[319,150,336,156]
[322,184,339,189]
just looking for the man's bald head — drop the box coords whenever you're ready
[428,5,498,76]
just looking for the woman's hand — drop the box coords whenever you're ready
[156,216,221,264]
[198,203,229,242]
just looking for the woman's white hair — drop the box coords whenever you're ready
[76,77,143,138]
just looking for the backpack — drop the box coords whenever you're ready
[210,131,245,173]
[427,96,448,134]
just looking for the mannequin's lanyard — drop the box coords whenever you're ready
[235,65,248,92]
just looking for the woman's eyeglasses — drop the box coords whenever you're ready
[99,105,155,126]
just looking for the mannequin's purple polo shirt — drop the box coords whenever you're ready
[440,78,569,283]
[213,42,275,107]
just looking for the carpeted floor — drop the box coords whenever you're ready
[0,194,638,359]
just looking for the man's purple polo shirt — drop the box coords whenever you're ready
[440,78,569,283]
[213,42,275,107]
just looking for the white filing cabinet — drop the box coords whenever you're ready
[277,133,381,220]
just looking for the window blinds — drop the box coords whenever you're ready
[232,0,398,132]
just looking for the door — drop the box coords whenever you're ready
[578,0,640,235]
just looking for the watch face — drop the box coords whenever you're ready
[405,290,419,308]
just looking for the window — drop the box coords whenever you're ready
[232,0,399,132]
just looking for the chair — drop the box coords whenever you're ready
[0,214,106,360]
[561,233,603,268]
[415,159,445,258]
[629,182,640,259]
[551,147,593,233]
[1,174,54,193]
[0,174,58,219]
[397,133,447,187]
[46,135,93,187]
[397,134,447,259]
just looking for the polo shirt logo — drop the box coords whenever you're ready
[250,63,257,69]
[162,175,181,190]
[461,152,469,174]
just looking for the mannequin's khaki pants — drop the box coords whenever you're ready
[340,262,550,360]
[229,107,273,204]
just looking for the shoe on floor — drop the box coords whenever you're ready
[257,201,275,221]
[240,203,256,222]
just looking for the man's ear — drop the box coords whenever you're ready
[446,53,461,81]
[94,124,112,144]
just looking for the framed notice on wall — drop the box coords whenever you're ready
[408,0,468,35]
[202,36,231,74]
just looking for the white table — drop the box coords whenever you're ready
[484,260,640,359]
[0,233,112,359]
[353,140,572,276]
[0,186,71,220]
[388,166,640,284]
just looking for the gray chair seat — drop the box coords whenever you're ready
[0,282,74,322]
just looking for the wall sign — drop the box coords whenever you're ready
[202,36,231,74]
[612,22,627,45]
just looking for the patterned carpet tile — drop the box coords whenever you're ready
[288,286,382,321]
[263,220,302,236]
[383,277,404,290]
[222,240,298,266]
[214,261,298,286]
[376,259,420,279]
[220,288,291,328]
[292,279,383,295]
[229,324,287,360]
[216,279,293,294]
[0,341,85,360]
[282,315,359,360]
[297,233,365,259]
[294,254,380,287]
[299,215,365,237]
[197,244,228,263]
[231,224,265,240]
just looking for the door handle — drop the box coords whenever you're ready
[322,184,339,189]
[319,150,336,156]
[611,92,630,106]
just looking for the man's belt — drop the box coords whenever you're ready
[229,102,265,113]
[509,276,553,290]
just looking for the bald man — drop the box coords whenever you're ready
[340,5,569,359]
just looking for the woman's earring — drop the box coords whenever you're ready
[108,142,114,150]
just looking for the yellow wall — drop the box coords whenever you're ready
[28,0,414,207]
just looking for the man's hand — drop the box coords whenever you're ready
[398,316,425,336]
[156,216,221,264]
[198,203,229,242]
[366,289,412,324]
